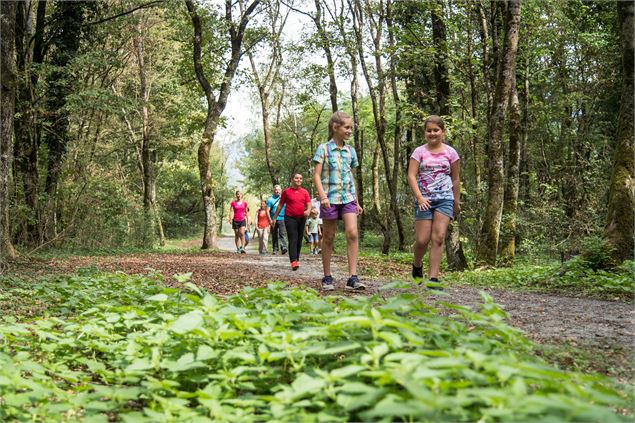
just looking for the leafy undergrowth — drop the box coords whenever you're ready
[0,273,631,422]
[443,261,634,302]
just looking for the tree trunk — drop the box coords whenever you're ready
[134,30,158,248]
[353,0,405,253]
[476,0,521,266]
[605,0,634,263]
[499,73,522,264]
[314,0,338,112]
[431,0,468,270]
[185,0,261,249]
[14,0,41,245]
[519,56,530,207]
[1,0,17,261]
[43,2,86,241]
[371,139,381,214]
[247,3,286,187]
[350,59,366,233]
[386,0,405,251]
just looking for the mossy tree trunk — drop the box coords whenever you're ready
[1,1,17,262]
[500,72,522,265]
[605,0,634,263]
[476,0,521,266]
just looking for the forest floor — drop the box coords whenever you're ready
[21,235,634,380]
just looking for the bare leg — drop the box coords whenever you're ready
[234,228,240,249]
[239,226,246,249]
[413,219,433,267]
[321,220,337,276]
[428,212,450,278]
[342,213,359,276]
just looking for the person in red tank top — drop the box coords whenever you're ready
[271,173,311,271]
[254,200,271,255]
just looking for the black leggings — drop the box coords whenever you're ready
[284,215,306,262]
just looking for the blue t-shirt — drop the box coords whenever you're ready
[266,195,285,221]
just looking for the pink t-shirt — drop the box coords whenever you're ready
[230,200,248,222]
[410,144,459,201]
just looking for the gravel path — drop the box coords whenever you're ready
[217,236,634,353]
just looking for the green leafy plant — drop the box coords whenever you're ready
[0,272,630,422]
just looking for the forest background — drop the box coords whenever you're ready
[0,0,633,269]
[0,1,634,421]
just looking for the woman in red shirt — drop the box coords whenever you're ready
[255,200,271,255]
[272,173,311,270]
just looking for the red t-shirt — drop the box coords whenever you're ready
[257,209,269,229]
[280,187,310,218]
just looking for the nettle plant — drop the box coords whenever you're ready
[0,272,629,422]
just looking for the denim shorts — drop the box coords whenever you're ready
[308,233,319,243]
[414,199,454,221]
[321,201,358,220]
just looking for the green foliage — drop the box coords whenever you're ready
[576,236,619,271]
[0,272,629,421]
[554,259,635,299]
[445,261,634,301]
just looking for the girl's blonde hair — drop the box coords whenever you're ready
[328,111,352,140]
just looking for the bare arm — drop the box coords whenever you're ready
[351,168,363,214]
[271,201,283,224]
[451,160,461,215]
[407,158,430,210]
[266,205,273,225]
[313,161,330,208]
[229,203,234,223]
[304,200,311,217]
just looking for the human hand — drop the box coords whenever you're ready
[320,197,331,209]
[356,204,363,215]
[454,201,461,217]
[417,197,430,211]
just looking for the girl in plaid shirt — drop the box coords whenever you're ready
[312,111,365,291]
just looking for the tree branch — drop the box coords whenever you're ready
[85,1,165,26]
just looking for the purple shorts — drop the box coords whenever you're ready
[320,201,358,220]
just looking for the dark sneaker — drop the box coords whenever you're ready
[321,275,335,291]
[412,264,424,281]
[346,275,366,290]
[240,247,246,254]
[281,248,288,255]
[427,278,444,291]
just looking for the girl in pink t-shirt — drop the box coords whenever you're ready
[406,115,461,289]
[229,190,249,253]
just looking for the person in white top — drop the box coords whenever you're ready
[310,195,323,253]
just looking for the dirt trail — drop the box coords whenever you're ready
[47,236,633,372]
[213,236,634,352]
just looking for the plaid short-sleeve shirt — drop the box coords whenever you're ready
[312,140,359,204]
